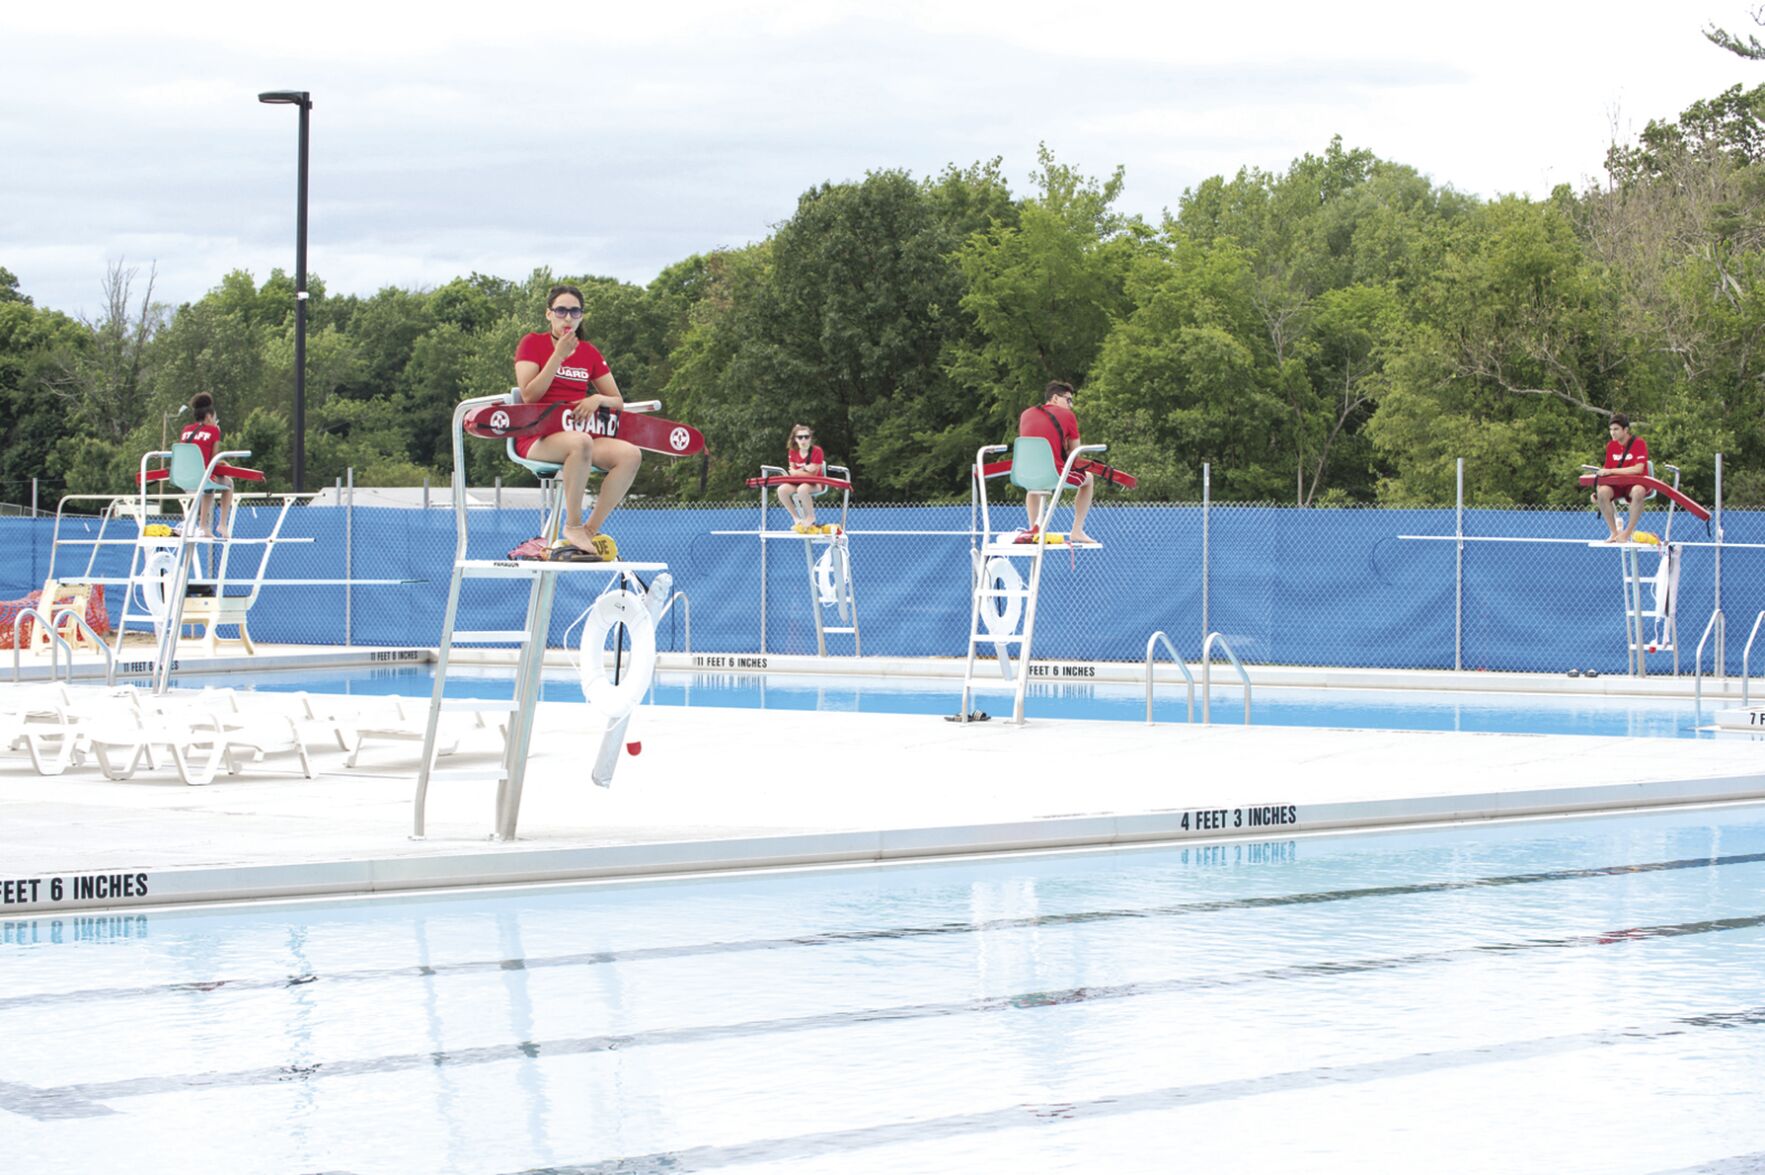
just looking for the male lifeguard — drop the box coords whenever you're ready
[1593,414,1650,543]
[1017,380,1098,546]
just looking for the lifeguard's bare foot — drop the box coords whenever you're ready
[561,524,597,552]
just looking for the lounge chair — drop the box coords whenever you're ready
[78,698,313,786]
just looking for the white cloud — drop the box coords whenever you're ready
[3,0,1762,314]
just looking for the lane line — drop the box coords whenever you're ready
[6,850,1764,1013]
[8,909,1764,1119]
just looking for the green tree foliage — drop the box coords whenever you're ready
[14,61,1765,510]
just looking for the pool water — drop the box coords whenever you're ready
[169,662,1737,740]
[4,803,1764,1171]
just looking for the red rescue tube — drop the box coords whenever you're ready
[1577,473,1710,521]
[978,459,1138,490]
[137,464,266,484]
[745,473,853,491]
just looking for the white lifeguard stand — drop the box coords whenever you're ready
[412,393,672,841]
[1587,460,1688,677]
[41,446,309,693]
[755,464,861,656]
[959,436,1106,724]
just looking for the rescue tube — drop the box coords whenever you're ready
[745,473,852,492]
[578,588,656,722]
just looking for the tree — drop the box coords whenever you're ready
[49,260,163,443]
[0,294,85,504]
[949,146,1143,439]
[1707,6,1765,59]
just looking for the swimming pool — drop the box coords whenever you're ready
[3,802,1762,1171]
[167,661,1736,740]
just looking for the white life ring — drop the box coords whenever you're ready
[978,556,1023,639]
[139,548,179,631]
[815,540,852,622]
[578,588,656,722]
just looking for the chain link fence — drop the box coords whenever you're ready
[5,471,1764,676]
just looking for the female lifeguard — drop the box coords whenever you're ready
[180,392,233,539]
[778,423,825,532]
[511,284,642,557]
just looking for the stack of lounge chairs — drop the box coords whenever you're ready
[0,683,509,786]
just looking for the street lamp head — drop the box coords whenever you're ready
[257,90,310,107]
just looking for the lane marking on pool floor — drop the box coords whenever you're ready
[6,909,1765,1121]
[3,846,1765,1009]
[5,848,1764,1014]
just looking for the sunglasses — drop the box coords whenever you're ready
[794,434,813,440]
[549,306,585,319]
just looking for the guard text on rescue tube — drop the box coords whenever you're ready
[2,873,150,906]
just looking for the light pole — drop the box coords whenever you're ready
[161,404,187,452]
[258,89,312,493]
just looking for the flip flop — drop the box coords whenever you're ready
[548,542,603,563]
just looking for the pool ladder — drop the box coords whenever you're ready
[1144,630,1251,725]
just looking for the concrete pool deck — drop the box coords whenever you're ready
[5,693,1765,916]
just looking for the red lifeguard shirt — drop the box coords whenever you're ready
[179,421,222,469]
[513,332,613,456]
[1604,436,1649,471]
[1018,402,1080,462]
[787,444,825,474]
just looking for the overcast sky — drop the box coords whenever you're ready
[3,0,1761,318]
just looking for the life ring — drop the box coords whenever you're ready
[138,547,179,632]
[978,556,1023,640]
[815,539,850,603]
[578,588,656,722]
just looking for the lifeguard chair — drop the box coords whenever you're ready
[1578,460,1708,675]
[960,434,1106,723]
[751,462,860,656]
[413,393,674,841]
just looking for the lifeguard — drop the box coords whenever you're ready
[1016,380,1099,547]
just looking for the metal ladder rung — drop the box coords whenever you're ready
[821,626,857,634]
[449,630,530,645]
[969,633,1026,645]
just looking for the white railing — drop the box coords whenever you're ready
[1693,610,1726,727]
[657,590,692,655]
[1143,630,1196,724]
[1201,631,1252,725]
[1742,610,1765,709]
[11,608,72,683]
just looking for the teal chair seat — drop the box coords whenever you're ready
[169,443,229,493]
[1009,436,1060,494]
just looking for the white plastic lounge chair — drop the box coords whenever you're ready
[1,709,81,775]
[339,697,510,769]
[80,705,313,786]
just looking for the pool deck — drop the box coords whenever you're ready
[5,691,1765,915]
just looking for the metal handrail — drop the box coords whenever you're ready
[970,443,1009,546]
[656,591,692,654]
[1742,610,1765,709]
[52,608,117,686]
[1201,631,1252,725]
[11,608,71,683]
[1693,609,1725,727]
[1144,631,1196,724]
